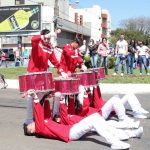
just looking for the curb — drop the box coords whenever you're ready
[5,79,150,94]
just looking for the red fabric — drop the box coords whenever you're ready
[44,100,51,120]
[1,52,6,60]
[60,44,83,73]
[93,86,106,110]
[34,102,71,142]
[27,35,62,73]
[76,95,102,116]
[60,103,82,125]
[68,96,76,115]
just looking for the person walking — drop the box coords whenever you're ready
[0,50,7,67]
[114,34,128,76]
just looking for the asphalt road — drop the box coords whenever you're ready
[0,89,150,150]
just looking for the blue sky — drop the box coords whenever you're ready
[70,0,150,29]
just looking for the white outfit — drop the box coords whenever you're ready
[137,45,149,56]
[120,93,145,113]
[101,95,126,120]
[70,113,142,149]
[69,113,130,149]
[116,40,128,55]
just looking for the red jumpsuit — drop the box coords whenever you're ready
[34,102,72,142]
[76,94,102,117]
[60,44,83,73]
[27,35,63,73]
[60,103,82,125]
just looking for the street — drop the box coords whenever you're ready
[0,89,150,150]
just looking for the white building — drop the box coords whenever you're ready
[0,0,111,50]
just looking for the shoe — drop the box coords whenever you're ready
[140,73,142,76]
[111,141,130,149]
[134,127,143,138]
[122,115,134,123]
[113,72,117,76]
[121,73,124,77]
[147,73,149,76]
[121,120,140,129]
[133,112,147,119]
[128,121,140,129]
[138,108,149,114]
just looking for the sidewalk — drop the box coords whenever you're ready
[5,79,150,94]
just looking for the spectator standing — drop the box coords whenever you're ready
[114,34,128,76]
[88,39,98,68]
[0,50,7,67]
[79,40,87,59]
[98,38,110,75]
[137,41,150,76]
[126,39,137,75]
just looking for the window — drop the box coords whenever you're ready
[15,0,25,5]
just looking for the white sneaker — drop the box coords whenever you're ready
[140,73,142,76]
[130,121,140,129]
[139,108,149,114]
[113,72,117,76]
[133,112,147,119]
[121,73,124,77]
[121,120,140,129]
[111,141,130,149]
[147,73,149,76]
[122,115,134,123]
[134,127,143,138]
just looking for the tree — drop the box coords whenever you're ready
[110,28,150,46]
[120,16,150,36]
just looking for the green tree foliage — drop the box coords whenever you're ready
[110,28,150,45]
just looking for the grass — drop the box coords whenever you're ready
[0,67,150,83]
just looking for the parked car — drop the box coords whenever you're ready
[0,48,15,61]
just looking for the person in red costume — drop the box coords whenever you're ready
[27,28,67,77]
[53,91,140,129]
[60,38,87,77]
[24,90,144,150]
[24,89,140,150]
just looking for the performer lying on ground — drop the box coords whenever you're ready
[23,90,143,150]
[84,85,149,119]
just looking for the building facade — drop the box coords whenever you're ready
[0,0,111,52]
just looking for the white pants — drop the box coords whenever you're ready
[69,113,137,144]
[120,93,142,112]
[101,95,126,120]
[70,113,121,144]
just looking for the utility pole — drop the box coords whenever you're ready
[54,0,59,29]
[52,0,59,47]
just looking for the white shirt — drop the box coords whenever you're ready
[116,40,128,55]
[79,44,86,54]
[137,45,149,56]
